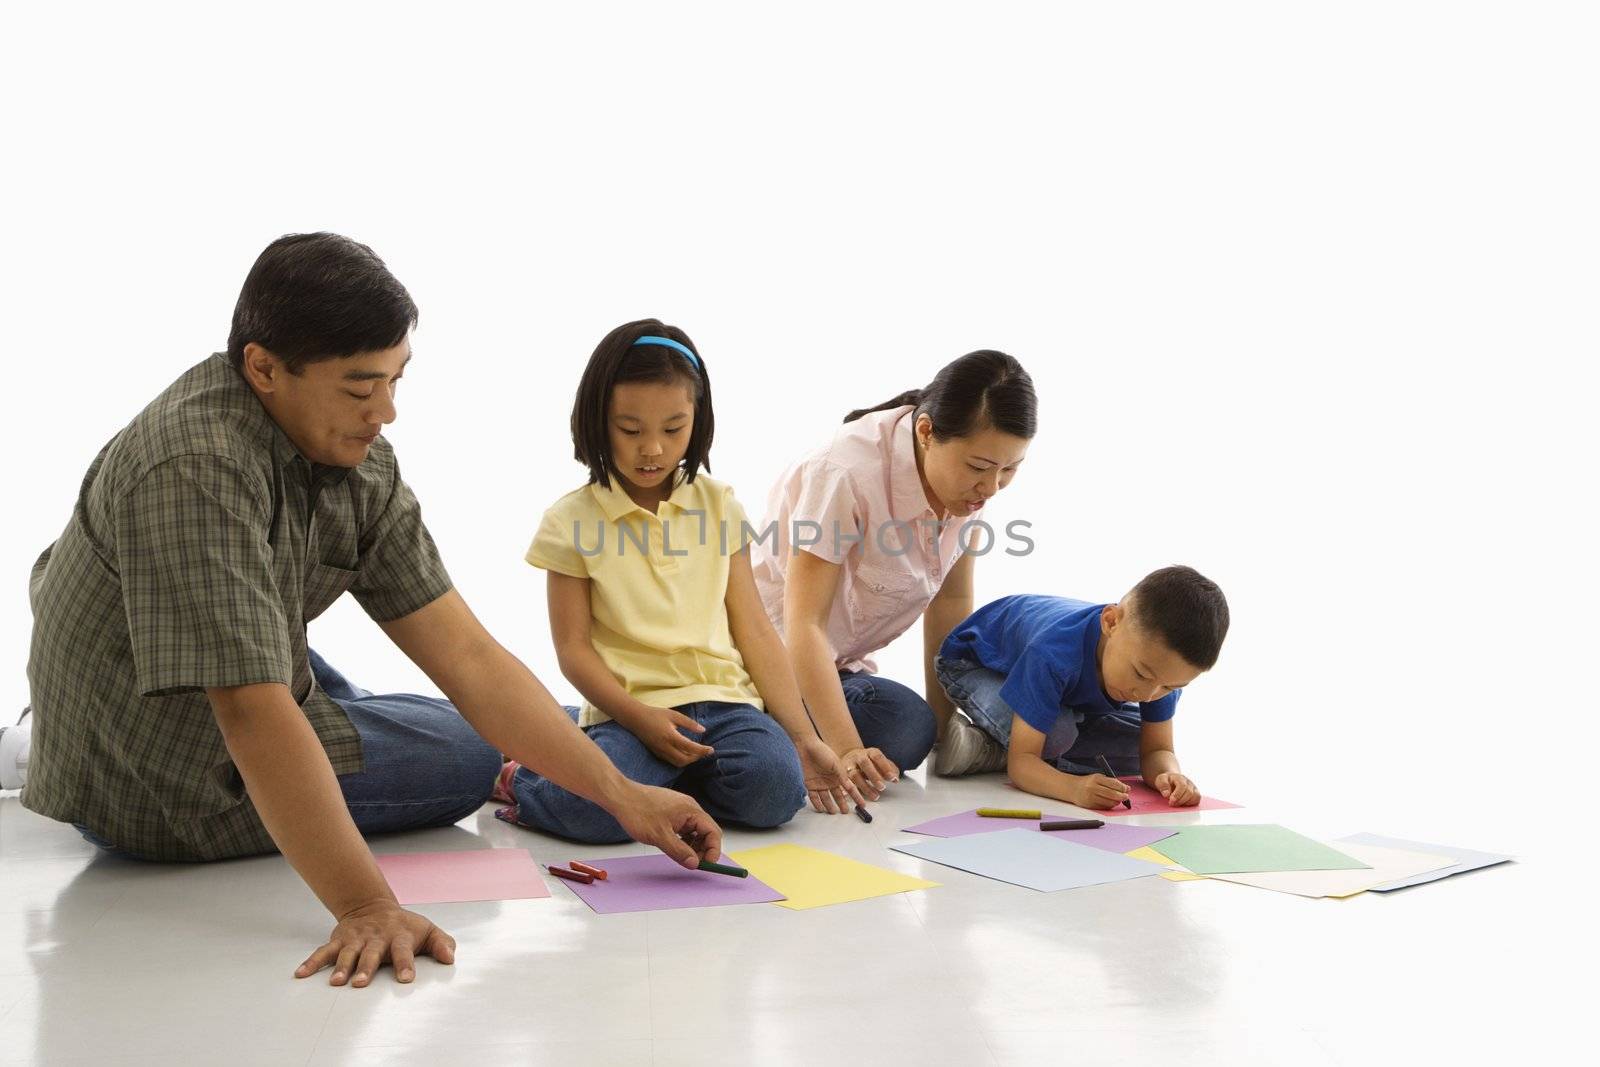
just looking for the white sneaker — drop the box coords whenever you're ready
[0,708,31,791]
[933,715,1007,777]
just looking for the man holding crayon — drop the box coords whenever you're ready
[20,234,725,989]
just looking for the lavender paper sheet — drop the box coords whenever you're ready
[901,809,1178,854]
[557,853,786,914]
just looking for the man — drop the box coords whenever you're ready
[21,232,723,988]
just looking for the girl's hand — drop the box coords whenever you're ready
[840,746,899,800]
[1067,773,1132,810]
[624,706,715,767]
[798,737,867,814]
[1153,771,1199,806]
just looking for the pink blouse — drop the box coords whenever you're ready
[752,406,982,674]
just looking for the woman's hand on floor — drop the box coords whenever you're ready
[296,900,454,987]
[841,745,899,798]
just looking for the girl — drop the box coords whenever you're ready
[752,351,1037,812]
[501,319,860,841]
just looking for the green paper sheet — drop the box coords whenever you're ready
[1154,824,1369,875]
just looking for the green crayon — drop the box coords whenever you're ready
[697,859,749,878]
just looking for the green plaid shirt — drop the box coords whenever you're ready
[22,353,452,861]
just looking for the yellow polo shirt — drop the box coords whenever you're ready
[526,472,763,727]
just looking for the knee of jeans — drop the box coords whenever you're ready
[452,728,504,802]
[720,756,805,828]
[544,810,633,845]
[883,707,938,772]
[513,775,633,844]
[741,782,804,828]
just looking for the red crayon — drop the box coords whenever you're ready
[548,864,595,885]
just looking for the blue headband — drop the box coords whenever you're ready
[631,335,701,370]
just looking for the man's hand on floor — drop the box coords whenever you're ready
[295,899,455,987]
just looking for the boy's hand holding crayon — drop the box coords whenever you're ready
[1067,773,1133,811]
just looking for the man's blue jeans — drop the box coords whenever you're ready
[78,650,501,858]
[511,701,806,844]
[837,670,937,772]
[312,649,502,836]
[934,655,1142,777]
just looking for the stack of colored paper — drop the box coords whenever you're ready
[1151,825,1464,898]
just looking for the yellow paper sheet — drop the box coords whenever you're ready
[729,844,939,910]
[1125,845,1205,882]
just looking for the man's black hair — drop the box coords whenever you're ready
[227,232,417,373]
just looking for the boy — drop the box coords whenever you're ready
[931,566,1228,810]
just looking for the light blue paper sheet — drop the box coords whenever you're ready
[891,828,1166,892]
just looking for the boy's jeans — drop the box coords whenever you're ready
[934,655,1142,777]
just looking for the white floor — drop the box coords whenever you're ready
[0,771,1556,1067]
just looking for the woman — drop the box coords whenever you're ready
[752,350,1036,813]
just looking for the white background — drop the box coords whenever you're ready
[2,1,1593,867]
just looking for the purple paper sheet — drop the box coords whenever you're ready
[900,809,1178,854]
[556,853,786,914]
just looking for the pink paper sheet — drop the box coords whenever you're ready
[1100,777,1241,816]
[376,848,552,905]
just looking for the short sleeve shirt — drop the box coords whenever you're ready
[751,406,982,673]
[939,595,1179,735]
[22,353,453,861]
[526,472,761,727]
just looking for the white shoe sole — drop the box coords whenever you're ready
[0,721,30,790]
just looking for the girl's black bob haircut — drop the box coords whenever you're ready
[570,318,714,490]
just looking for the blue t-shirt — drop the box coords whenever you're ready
[939,595,1179,736]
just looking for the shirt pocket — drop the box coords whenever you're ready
[303,562,358,622]
[847,561,920,628]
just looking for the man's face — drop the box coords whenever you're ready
[244,341,410,467]
[1097,603,1204,705]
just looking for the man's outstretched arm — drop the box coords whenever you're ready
[378,589,724,868]
[209,682,456,988]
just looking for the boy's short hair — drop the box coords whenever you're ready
[1127,566,1230,670]
[227,233,417,373]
